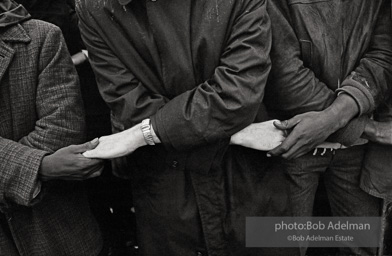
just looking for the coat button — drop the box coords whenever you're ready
[171,161,178,168]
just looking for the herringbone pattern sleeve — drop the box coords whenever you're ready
[19,23,86,151]
[0,138,46,207]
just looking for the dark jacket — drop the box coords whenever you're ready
[359,1,392,203]
[77,0,272,255]
[0,1,102,255]
[361,96,392,200]
[265,0,392,145]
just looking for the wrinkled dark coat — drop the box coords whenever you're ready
[0,1,102,255]
[361,94,392,200]
[265,0,392,145]
[77,0,278,255]
[358,1,392,203]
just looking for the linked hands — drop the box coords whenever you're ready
[267,111,339,159]
[81,120,285,160]
[268,94,360,159]
[40,138,105,181]
[80,101,362,162]
[230,120,286,151]
[83,124,147,159]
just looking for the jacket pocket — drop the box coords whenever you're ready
[299,39,312,68]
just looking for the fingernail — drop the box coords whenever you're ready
[91,138,99,144]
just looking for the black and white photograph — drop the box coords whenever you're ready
[0,0,391,255]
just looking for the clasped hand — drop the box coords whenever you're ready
[230,120,286,151]
[83,124,146,159]
[80,113,345,162]
[268,111,341,159]
[40,138,105,181]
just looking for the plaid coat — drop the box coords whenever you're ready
[0,16,102,256]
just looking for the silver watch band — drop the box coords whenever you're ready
[141,119,155,145]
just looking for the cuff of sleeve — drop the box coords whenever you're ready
[327,116,368,146]
[32,181,42,199]
[3,147,48,208]
[336,74,375,116]
[151,112,175,151]
[26,150,47,206]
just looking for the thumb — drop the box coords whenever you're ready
[273,118,301,131]
[73,138,100,153]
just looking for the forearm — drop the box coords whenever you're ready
[362,119,377,141]
[361,119,392,145]
[322,94,360,132]
[126,123,149,149]
[151,4,271,151]
[83,123,149,159]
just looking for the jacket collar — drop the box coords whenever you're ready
[118,0,133,5]
[0,1,30,28]
[1,23,31,43]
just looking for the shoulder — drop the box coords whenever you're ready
[21,19,63,43]
[17,19,71,73]
[75,0,107,17]
[18,19,67,61]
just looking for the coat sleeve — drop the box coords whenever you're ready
[336,0,392,116]
[151,1,271,151]
[0,24,85,208]
[265,1,336,117]
[265,1,392,146]
[0,138,46,208]
[19,24,85,151]
[77,6,170,130]
[78,0,271,151]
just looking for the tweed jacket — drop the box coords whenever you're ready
[0,4,102,255]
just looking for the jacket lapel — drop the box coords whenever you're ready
[0,40,14,139]
[0,24,30,83]
[0,41,14,84]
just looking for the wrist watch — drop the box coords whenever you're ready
[141,119,155,145]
